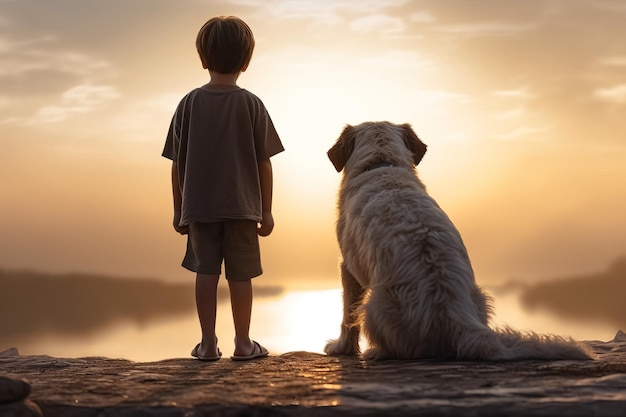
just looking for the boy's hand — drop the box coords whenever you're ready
[257,211,274,237]
[173,212,189,235]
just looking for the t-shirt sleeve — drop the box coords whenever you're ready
[162,95,189,161]
[162,117,177,161]
[254,104,284,160]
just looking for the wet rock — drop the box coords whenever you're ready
[0,347,19,357]
[0,376,42,417]
[0,376,30,404]
[0,399,43,417]
[0,337,625,416]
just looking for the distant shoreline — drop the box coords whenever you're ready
[0,268,283,341]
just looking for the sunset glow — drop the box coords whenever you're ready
[1,1,626,357]
[2,1,625,284]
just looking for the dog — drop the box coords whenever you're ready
[324,121,593,361]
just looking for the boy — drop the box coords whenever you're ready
[162,16,284,361]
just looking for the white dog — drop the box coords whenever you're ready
[324,121,593,361]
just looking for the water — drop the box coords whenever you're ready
[11,289,616,362]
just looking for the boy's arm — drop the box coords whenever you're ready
[257,158,274,237]
[171,161,188,235]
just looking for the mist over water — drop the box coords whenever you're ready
[1,260,623,361]
[0,269,284,359]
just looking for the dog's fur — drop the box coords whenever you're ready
[324,121,594,361]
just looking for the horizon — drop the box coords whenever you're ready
[2,266,623,360]
[2,0,626,288]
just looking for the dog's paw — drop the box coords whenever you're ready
[362,347,389,361]
[324,338,359,356]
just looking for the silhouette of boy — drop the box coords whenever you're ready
[163,16,284,360]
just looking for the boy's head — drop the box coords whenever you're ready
[196,16,255,74]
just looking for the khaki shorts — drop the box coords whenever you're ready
[182,221,262,281]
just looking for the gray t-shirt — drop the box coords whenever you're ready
[162,85,284,225]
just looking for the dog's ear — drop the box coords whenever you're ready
[327,125,356,172]
[400,124,427,166]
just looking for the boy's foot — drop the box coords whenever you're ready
[231,341,269,361]
[191,342,222,361]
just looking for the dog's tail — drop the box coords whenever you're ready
[494,326,595,360]
[457,325,595,361]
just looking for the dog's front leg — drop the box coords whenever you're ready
[324,263,365,356]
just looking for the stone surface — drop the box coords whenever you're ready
[0,348,19,358]
[0,400,43,417]
[1,334,625,417]
[0,376,31,404]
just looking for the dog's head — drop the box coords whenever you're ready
[327,122,427,173]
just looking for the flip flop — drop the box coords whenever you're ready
[191,342,222,361]
[231,341,269,361]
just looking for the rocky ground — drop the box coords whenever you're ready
[1,331,625,417]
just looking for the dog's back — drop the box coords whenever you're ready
[339,167,497,359]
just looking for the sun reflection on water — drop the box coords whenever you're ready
[255,289,344,355]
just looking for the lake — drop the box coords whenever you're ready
[12,288,617,362]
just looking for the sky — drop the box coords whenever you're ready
[1,0,625,288]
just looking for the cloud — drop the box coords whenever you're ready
[599,56,626,67]
[0,33,119,125]
[413,89,474,105]
[0,36,114,79]
[111,93,182,140]
[62,84,120,106]
[436,21,537,37]
[591,0,626,13]
[28,84,120,124]
[228,0,408,25]
[231,0,408,13]
[490,88,536,123]
[493,125,548,141]
[491,86,536,99]
[409,11,436,24]
[363,50,435,70]
[594,84,626,104]
[350,14,405,34]
[29,106,89,124]
[495,107,526,120]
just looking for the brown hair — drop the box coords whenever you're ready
[196,16,255,74]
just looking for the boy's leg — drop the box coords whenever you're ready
[228,279,256,356]
[195,273,220,357]
[224,220,267,358]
